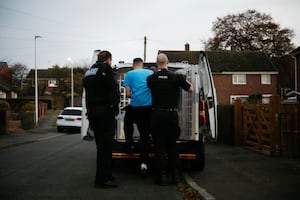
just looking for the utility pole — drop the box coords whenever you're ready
[144,36,147,62]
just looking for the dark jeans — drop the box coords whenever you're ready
[151,110,181,175]
[123,105,134,146]
[124,105,152,164]
[88,107,115,183]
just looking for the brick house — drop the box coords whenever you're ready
[0,62,17,99]
[159,45,278,104]
[25,68,70,96]
[25,68,82,108]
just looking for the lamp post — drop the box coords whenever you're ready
[67,57,74,107]
[34,35,42,125]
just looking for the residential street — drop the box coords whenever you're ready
[0,111,300,199]
[0,133,184,200]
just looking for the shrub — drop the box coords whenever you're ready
[20,111,34,130]
[0,100,9,111]
[20,102,35,112]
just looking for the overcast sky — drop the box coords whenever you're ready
[1,0,300,69]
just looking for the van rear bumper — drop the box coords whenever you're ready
[112,152,196,159]
[112,140,201,160]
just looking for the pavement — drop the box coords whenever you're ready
[0,110,64,150]
[189,143,300,200]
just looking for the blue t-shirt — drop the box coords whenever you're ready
[123,68,153,107]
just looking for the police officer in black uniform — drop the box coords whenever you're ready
[83,50,120,188]
[147,53,194,185]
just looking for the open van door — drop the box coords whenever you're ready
[198,51,218,140]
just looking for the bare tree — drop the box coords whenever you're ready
[10,63,29,93]
[205,9,295,57]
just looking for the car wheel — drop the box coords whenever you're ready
[57,127,62,133]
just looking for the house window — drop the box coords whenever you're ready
[262,94,272,104]
[261,74,271,85]
[48,79,58,87]
[0,90,6,99]
[232,74,246,85]
[230,95,248,104]
[11,92,17,99]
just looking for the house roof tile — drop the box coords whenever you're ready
[205,51,277,73]
[26,69,70,79]
[290,46,300,56]
[158,50,200,64]
[0,78,11,91]
[159,50,277,73]
[0,62,6,70]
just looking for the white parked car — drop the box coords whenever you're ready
[56,107,82,133]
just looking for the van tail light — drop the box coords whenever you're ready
[76,117,82,121]
[199,100,206,126]
[57,116,63,120]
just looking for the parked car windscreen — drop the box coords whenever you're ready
[61,110,81,116]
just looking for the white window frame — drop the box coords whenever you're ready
[261,74,271,85]
[0,90,6,99]
[262,94,272,104]
[230,95,249,104]
[11,91,18,99]
[232,74,246,85]
[48,79,58,88]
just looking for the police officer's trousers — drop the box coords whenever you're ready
[151,110,181,176]
[88,107,115,183]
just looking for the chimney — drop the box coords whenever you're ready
[185,43,190,51]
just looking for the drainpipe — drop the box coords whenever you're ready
[291,54,299,101]
[293,55,297,92]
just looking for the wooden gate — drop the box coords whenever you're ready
[243,103,273,154]
[235,96,281,156]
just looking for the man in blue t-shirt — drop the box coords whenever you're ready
[123,57,153,177]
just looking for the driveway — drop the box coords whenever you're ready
[189,143,300,200]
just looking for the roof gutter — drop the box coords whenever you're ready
[212,71,278,75]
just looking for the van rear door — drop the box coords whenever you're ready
[198,51,218,140]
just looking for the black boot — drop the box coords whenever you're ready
[156,171,168,186]
[172,169,182,185]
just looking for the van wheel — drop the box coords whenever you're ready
[191,140,205,171]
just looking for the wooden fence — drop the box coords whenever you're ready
[234,96,300,157]
[280,102,300,157]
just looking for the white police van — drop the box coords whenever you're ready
[81,50,217,170]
